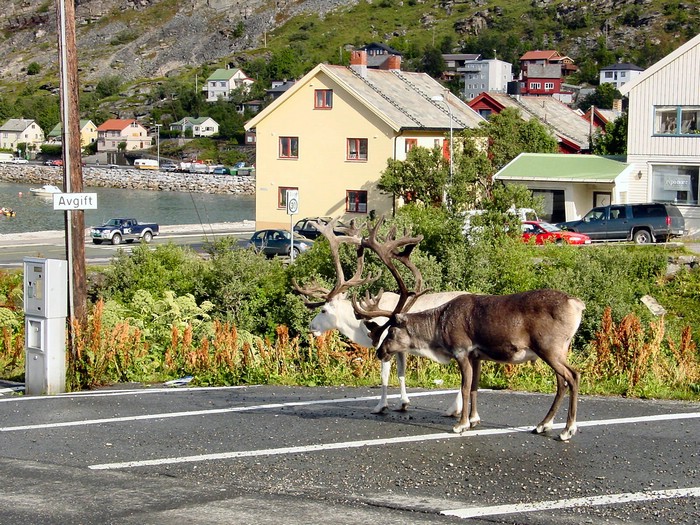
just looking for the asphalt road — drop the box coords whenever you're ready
[0,384,698,524]
[0,224,254,269]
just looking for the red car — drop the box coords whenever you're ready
[522,221,591,245]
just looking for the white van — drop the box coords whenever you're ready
[0,153,15,163]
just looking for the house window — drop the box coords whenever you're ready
[314,89,333,109]
[346,190,368,213]
[278,186,299,209]
[544,82,554,91]
[604,71,613,79]
[651,165,699,205]
[529,82,541,90]
[347,138,368,160]
[405,139,417,153]
[279,136,299,158]
[655,106,700,135]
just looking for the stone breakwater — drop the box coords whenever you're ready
[0,165,255,195]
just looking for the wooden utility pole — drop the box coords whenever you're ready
[56,0,88,338]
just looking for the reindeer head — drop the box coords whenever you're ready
[292,218,378,343]
[350,216,428,360]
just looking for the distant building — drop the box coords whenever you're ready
[266,80,297,100]
[458,57,513,100]
[96,119,151,151]
[599,63,644,90]
[47,120,97,148]
[441,53,480,83]
[0,118,45,151]
[205,68,254,102]
[359,43,402,69]
[519,50,577,96]
[169,117,219,137]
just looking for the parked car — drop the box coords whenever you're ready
[293,217,349,240]
[521,221,591,245]
[90,217,159,245]
[45,159,63,166]
[240,229,314,258]
[10,157,29,164]
[160,163,178,172]
[557,203,686,244]
[212,167,231,175]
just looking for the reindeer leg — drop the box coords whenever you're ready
[372,360,391,414]
[535,359,579,441]
[468,358,481,427]
[394,352,410,411]
[452,354,472,433]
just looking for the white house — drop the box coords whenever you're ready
[599,63,644,90]
[170,117,219,137]
[205,68,254,102]
[619,33,700,236]
[0,118,45,151]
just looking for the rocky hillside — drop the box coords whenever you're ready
[1,0,355,86]
[1,0,697,93]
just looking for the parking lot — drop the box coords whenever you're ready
[1,384,699,524]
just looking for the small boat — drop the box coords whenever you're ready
[1,207,15,217]
[29,184,63,196]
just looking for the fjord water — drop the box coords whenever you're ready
[0,182,255,234]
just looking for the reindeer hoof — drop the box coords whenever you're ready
[444,409,461,418]
[558,426,577,442]
[469,417,481,428]
[395,402,410,412]
[533,422,552,435]
[371,405,388,415]
[452,422,470,433]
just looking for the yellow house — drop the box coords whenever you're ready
[245,51,485,230]
[47,119,98,148]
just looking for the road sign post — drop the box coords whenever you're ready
[286,190,299,262]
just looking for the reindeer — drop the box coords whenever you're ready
[292,218,465,415]
[353,217,585,441]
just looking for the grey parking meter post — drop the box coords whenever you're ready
[286,189,299,262]
[23,257,68,395]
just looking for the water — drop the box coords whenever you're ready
[0,182,255,234]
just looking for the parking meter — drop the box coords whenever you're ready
[24,258,68,395]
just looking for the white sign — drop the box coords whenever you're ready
[286,189,299,215]
[53,193,98,210]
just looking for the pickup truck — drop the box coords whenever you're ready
[90,218,159,245]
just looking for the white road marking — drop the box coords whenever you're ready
[441,487,700,518]
[88,411,700,470]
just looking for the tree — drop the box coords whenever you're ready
[418,45,445,78]
[577,83,622,112]
[26,62,41,75]
[592,112,628,155]
[379,146,447,205]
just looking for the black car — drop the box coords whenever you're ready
[557,203,686,244]
[293,217,348,240]
[241,229,314,258]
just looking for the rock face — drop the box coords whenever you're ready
[0,165,255,195]
[0,0,359,85]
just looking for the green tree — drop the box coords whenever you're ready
[26,62,41,75]
[418,45,445,78]
[577,83,622,112]
[592,112,628,155]
[379,146,447,205]
[95,76,122,99]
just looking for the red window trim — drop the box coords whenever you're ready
[314,89,333,109]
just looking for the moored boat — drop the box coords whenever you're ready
[29,184,63,196]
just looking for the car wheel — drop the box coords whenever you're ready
[633,229,652,244]
[111,232,122,245]
[291,246,301,257]
[142,231,153,243]
[92,239,102,245]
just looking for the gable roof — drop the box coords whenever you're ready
[520,50,561,61]
[494,153,633,183]
[619,33,700,95]
[96,119,138,131]
[469,92,592,149]
[206,68,243,82]
[246,63,485,133]
[600,62,644,72]
[48,120,95,137]
[0,118,38,132]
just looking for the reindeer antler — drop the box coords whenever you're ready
[292,218,378,308]
[352,216,428,320]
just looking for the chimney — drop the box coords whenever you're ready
[350,50,367,78]
[612,98,622,114]
[381,54,401,71]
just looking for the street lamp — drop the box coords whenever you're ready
[431,94,453,206]
[155,123,162,168]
